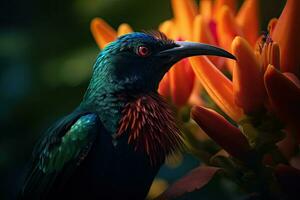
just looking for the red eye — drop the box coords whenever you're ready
[137,46,150,57]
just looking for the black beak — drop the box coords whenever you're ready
[158,41,236,61]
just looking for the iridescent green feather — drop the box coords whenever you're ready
[38,114,98,173]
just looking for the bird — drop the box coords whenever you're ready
[18,31,235,200]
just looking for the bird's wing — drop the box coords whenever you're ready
[19,112,102,199]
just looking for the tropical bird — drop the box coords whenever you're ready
[18,31,235,200]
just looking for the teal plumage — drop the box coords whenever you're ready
[18,32,235,199]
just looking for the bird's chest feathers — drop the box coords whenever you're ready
[115,93,182,164]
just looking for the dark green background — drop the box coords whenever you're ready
[0,0,286,199]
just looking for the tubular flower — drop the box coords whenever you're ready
[228,0,300,136]
[232,36,265,114]
[160,0,259,107]
[189,56,243,121]
[272,0,300,78]
[190,0,300,157]
[191,106,251,161]
[264,65,300,138]
[168,58,195,107]
[158,20,196,107]
[214,0,259,50]
[170,0,259,119]
[90,18,133,48]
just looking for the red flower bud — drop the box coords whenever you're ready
[191,106,251,160]
[264,65,300,140]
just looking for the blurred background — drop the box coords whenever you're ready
[0,0,286,199]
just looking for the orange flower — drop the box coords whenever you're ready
[171,0,198,40]
[231,34,299,130]
[165,0,258,112]
[158,19,196,107]
[213,0,237,16]
[189,56,243,121]
[168,59,195,107]
[170,0,259,119]
[272,0,300,78]
[215,0,259,72]
[160,1,206,107]
[159,0,259,107]
[90,18,133,49]
[158,56,195,107]
[215,0,259,50]
[191,0,300,145]
[117,23,133,36]
[235,0,259,46]
[232,36,265,114]
[227,0,300,135]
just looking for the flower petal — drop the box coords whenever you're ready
[268,18,277,35]
[236,0,259,46]
[158,73,171,98]
[193,15,224,68]
[232,36,265,114]
[216,5,242,72]
[171,0,198,39]
[159,20,174,36]
[216,5,241,51]
[169,59,195,107]
[189,56,243,121]
[199,0,213,20]
[272,0,300,78]
[191,106,251,160]
[269,42,280,71]
[283,72,300,88]
[117,23,133,36]
[90,18,117,49]
[264,65,300,137]
[193,15,215,44]
[159,20,179,40]
[260,42,281,71]
[188,79,204,106]
[213,0,237,18]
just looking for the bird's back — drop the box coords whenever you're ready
[58,121,160,200]
[18,106,161,200]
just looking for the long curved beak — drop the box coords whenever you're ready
[158,41,236,61]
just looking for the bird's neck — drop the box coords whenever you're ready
[82,80,183,164]
[81,73,183,163]
[81,82,124,134]
[82,73,149,134]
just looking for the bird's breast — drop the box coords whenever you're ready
[116,93,183,165]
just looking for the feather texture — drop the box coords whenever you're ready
[116,93,183,165]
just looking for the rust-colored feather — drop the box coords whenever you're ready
[116,93,183,165]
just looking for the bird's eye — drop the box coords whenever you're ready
[137,46,150,57]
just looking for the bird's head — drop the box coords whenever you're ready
[93,31,235,93]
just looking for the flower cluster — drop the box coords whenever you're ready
[91,0,300,199]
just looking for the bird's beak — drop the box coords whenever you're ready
[158,41,236,62]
